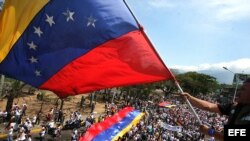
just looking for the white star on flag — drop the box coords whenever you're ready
[35,70,41,76]
[27,41,37,50]
[63,9,75,22]
[29,56,38,63]
[33,26,43,37]
[45,14,55,27]
[87,16,97,27]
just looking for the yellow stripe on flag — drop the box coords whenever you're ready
[0,0,49,62]
[165,104,176,108]
[112,112,144,141]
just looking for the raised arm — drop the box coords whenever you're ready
[181,92,221,114]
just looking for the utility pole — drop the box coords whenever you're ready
[223,67,239,103]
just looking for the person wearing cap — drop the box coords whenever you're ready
[181,78,250,140]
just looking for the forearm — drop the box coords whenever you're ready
[187,95,217,113]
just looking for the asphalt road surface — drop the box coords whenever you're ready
[31,129,73,141]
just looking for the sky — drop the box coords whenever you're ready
[126,0,250,75]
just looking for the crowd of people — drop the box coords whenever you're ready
[2,78,249,141]
[0,93,225,141]
[0,102,35,141]
[62,91,227,141]
[108,93,226,141]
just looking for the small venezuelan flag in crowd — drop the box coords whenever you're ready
[80,107,144,141]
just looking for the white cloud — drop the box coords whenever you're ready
[147,0,250,22]
[145,0,250,37]
[189,0,250,23]
[171,58,250,74]
[148,0,175,8]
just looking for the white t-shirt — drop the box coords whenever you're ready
[48,121,55,128]
[10,122,18,130]
[32,116,37,123]
[40,130,46,137]
[19,132,26,140]
[27,137,32,141]
[8,128,13,136]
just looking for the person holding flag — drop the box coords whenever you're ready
[181,78,250,140]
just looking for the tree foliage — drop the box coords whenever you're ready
[117,71,220,100]
[118,79,176,101]
[5,79,27,120]
[119,83,155,100]
[176,72,220,96]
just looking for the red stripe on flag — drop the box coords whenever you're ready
[159,101,172,107]
[40,30,173,97]
[80,107,134,141]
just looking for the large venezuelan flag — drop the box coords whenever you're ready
[0,0,175,98]
[80,107,144,141]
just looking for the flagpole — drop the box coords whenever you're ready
[175,82,202,125]
[123,0,202,125]
[123,0,173,75]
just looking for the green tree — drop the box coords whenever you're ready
[119,83,154,100]
[5,79,26,120]
[153,80,176,97]
[176,72,220,96]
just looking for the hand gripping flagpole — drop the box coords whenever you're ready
[175,81,202,125]
[123,0,202,125]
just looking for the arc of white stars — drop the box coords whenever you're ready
[35,70,41,76]
[29,56,38,63]
[27,41,37,50]
[45,14,55,27]
[63,9,75,22]
[87,16,97,28]
[33,26,43,37]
